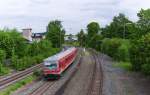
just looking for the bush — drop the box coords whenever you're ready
[101,38,121,59]
[11,49,59,71]
[130,33,150,71]
[13,55,45,70]
[0,63,10,75]
[12,56,32,70]
[0,75,35,95]
[33,55,44,64]
[142,64,150,75]
[0,49,6,63]
[0,30,27,58]
[11,55,19,70]
[11,48,21,70]
[33,70,41,77]
[101,38,130,61]
[28,40,53,57]
[117,41,130,61]
[0,29,60,71]
[0,49,7,75]
[113,62,132,71]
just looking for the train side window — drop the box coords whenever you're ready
[60,60,64,68]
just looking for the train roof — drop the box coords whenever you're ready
[44,47,76,62]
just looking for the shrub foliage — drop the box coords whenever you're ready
[130,33,150,72]
[101,38,130,61]
[0,29,60,72]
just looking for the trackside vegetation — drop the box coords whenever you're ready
[0,20,65,75]
[101,38,130,62]
[113,62,132,71]
[46,20,65,48]
[0,75,36,95]
[0,30,59,73]
[130,33,150,73]
[77,8,150,75]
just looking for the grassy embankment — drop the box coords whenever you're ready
[0,74,37,95]
[113,61,132,71]
[0,66,11,76]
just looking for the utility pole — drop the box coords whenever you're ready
[123,23,132,39]
[123,24,125,39]
[59,31,61,48]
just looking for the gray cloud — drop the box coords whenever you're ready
[30,0,50,4]
[0,0,150,34]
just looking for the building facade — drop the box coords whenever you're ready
[22,28,32,42]
[22,28,46,43]
[32,33,46,42]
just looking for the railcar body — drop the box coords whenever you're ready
[43,47,77,79]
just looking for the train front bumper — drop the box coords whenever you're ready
[44,74,60,79]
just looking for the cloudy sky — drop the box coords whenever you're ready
[0,0,150,34]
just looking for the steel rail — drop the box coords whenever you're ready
[87,50,103,95]
[0,63,42,90]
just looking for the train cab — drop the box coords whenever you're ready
[43,47,77,80]
[44,60,57,70]
[43,59,60,79]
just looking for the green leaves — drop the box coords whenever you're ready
[46,20,65,48]
[0,30,26,58]
[0,49,8,75]
[101,38,130,61]
[137,9,150,20]
[130,33,150,71]
[76,8,150,75]
[0,28,59,71]
[87,22,101,48]
[77,29,86,47]
[0,49,6,63]
[87,22,100,36]
[101,13,132,39]
[136,9,150,37]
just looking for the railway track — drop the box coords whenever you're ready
[28,50,83,95]
[29,81,55,95]
[11,49,102,95]
[11,49,82,95]
[0,63,42,90]
[87,51,103,95]
[29,58,82,95]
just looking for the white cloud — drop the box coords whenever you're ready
[0,0,150,34]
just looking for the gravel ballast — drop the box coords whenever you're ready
[62,51,95,95]
[99,53,150,95]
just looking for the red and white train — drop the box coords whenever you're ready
[43,47,77,79]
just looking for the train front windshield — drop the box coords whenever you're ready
[45,61,57,70]
[49,63,57,70]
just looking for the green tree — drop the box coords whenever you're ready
[0,49,6,74]
[136,9,150,36]
[9,31,27,57]
[130,33,150,71]
[77,29,86,47]
[94,34,103,51]
[101,38,130,61]
[28,42,40,56]
[38,40,53,57]
[27,40,52,57]
[0,32,14,58]
[0,29,27,58]
[102,13,132,39]
[11,48,19,70]
[0,49,6,63]
[46,20,65,48]
[87,22,100,48]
